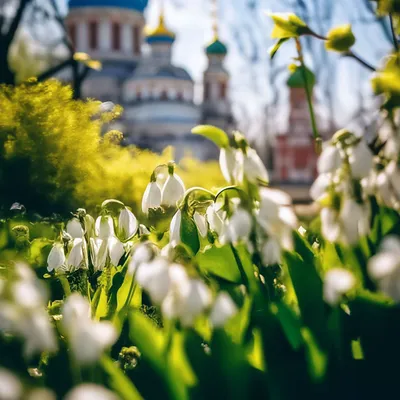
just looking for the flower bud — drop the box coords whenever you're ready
[169,209,182,245]
[0,368,22,400]
[142,182,161,214]
[320,207,340,242]
[325,24,356,53]
[243,148,269,184]
[161,173,185,207]
[194,212,208,238]
[223,208,252,244]
[323,268,355,305]
[66,218,83,239]
[339,198,370,245]
[310,173,331,201]
[66,238,87,272]
[261,237,282,265]
[118,207,138,241]
[206,204,224,236]
[348,140,373,179]
[95,216,115,239]
[47,243,66,272]
[268,12,309,39]
[317,144,341,174]
[65,384,118,400]
[210,292,237,328]
[219,147,243,184]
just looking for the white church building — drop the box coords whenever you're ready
[66,0,234,160]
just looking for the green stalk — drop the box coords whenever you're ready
[295,38,321,154]
[230,244,249,287]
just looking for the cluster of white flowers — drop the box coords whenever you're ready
[47,207,138,274]
[0,264,57,358]
[61,293,117,365]
[368,235,400,302]
[311,132,374,245]
[129,246,237,328]
[142,163,186,213]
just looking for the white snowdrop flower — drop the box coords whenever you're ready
[66,218,84,239]
[0,368,22,400]
[169,209,182,245]
[89,238,107,271]
[339,198,370,245]
[139,224,151,235]
[317,144,342,174]
[368,236,400,301]
[12,280,47,309]
[135,257,172,304]
[258,188,292,224]
[376,171,394,207]
[321,207,341,242]
[127,242,154,276]
[223,208,252,244]
[66,238,87,272]
[47,243,66,272]
[107,236,125,266]
[206,204,225,236]
[194,212,208,238]
[261,237,282,265]
[178,280,212,327]
[386,160,400,198]
[243,148,269,183]
[65,384,118,400]
[348,140,373,179]
[142,181,161,214]
[323,268,356,306]
[62,294,117,365]
[161,173,185,207]
[310,173,331,201]
[210,292,238,328]
[95,216,115,239]
[118,207,138,240]
[219,147,244,184]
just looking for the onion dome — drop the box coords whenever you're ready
[69,0,149,12]
[145,13,175,44]
[206,36,228,55]
[287,65,316,90]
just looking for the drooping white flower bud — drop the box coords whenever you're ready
[222,208,252,244]
[339,198,370,245]
[0,368,22,400]
[243,148,269,184]
[219,147,243,184]
[142,182,161,214]
[95,216,115,239]
[386,160,400,198]
[310,173,331,201]
[206,204,225,236]
[169,209,182,245]
[261,237,282,265]
[317,144,341,174]
[47,243,66,272]
[107,236,125,266]
[323,268,355,305]
[348,140,373,179]
[127,242,155,276]
[65,384,118,400]
[320,207,341,242]
[194,212,208,238]
[118,207,138,240]
[66,238,87,272]
[210,292,238,328]
[66,218,84,239]
[161,172,185,207]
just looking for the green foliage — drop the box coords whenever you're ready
[325,24,356,52]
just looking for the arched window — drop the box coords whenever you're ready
[204,82,211,100]
[220,82,227,99]
[68,23,76,48]
[133,25,141,55]
[112,22,121,51]
[89,21,98,50]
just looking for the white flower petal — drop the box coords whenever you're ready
[210,292,238,328]
[47,244,65,272]
[95,216,115,239]
[317,144,341,174]
[348,140,373,179]
[169,210,182,245]
[66,218,84,239]
[323,268,355,306]
[161,174,185,207]
[194,212,208,238]
[118,208,138,240]
[142,182,161,213]
[243,149,269,183]
[65,384,118,400]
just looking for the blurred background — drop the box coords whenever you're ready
[0,0,392,204]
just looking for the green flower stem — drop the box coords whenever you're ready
[181,187,215,208]
[343,51,376,72]
[214,186,247,203]
[389,14,399,54]
[295,38,321,154]
[59,275,71,296]
[230,244,249,287]
[164,320,175,361]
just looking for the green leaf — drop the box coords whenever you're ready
[325,24,356,52]
[196,244,242,283]
[180,212,200,255]
[273,302,303,350]
[100,355,143,400]
[191,125,229,148]
[301,327,328,381]
[269,38,289,59]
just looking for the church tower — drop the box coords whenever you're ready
[201,0,234,131]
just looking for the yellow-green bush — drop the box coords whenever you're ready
[0,79,224,215]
